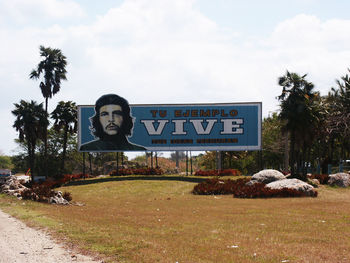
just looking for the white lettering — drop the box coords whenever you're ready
[141,120,169,135]
[172,120,187,135]
[190,119,217,135]
[220,119,243,134]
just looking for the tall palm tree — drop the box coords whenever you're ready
[277,71,319,179]
[12,100,48,182]
[326,69,350,161]
[29,45,67,177]
[51,101,77,175]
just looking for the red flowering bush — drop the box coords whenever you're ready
[192,178,318,198]
[21,183,55,202]
[192,178,249,195]
[109,168,164,176]
[308,174,329,184]
[233,182,317,198]
[194,169,241,177]
[63,191,72,202]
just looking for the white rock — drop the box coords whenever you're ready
[49,195,69,205]
[266,179,316,196]
[250,169,286,184]
[328,173,350,187]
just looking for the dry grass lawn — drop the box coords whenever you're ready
[0,175,350,263]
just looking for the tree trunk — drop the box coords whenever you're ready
[289,131,296,176]
[89,153,92,175]
[44,97,48,178]
[301,143,307,181]
[60,125,69,176]
[284,132,289,171]
[27,142,35,182]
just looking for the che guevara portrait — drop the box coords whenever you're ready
[79,94,146,151]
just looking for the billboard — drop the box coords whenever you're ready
[78,94,261,152]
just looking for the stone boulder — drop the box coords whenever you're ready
[0,176,27,199]
[328,173,350,187]
[266,178,316,196]
[308,178,320,188]
[248,169,286,185]
[49,191,69,205]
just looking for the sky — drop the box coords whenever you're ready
[1,0,350,157]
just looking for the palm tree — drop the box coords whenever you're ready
[277,71,319,179]
[325,69,350,162]
[12,100,48,182]
[29,45,67,177]
[51,101,77,175]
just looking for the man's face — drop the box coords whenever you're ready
[99,104,123,135]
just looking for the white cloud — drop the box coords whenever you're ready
[264,14,350,93]
[0,0,85,23]
[1,0,350,155]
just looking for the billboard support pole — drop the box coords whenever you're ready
[116,152,119,176]
[155,152,158,167]
[82,152,86,177]
[216,151,222,171]
[190,151,193,175]
[151,152,153,168]
[186,151,188,176]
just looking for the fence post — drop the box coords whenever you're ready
[327,164,332,175]
[339,161,343,173]
[316,163,320,174]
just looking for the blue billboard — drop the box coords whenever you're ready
[78,94,261,152]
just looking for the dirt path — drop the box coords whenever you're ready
[0,209,103,263]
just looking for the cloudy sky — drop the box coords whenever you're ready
[1,0,350,156]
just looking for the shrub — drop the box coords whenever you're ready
[194,169,241,177]
[110,168,164,176]
[308,174,329,184]
[21,188,39,201]
[233,183,317,198]
[63,191,72,202]
[192,178,250,195]
[192,178,318,198]
[21,183,55,202]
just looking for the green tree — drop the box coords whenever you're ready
[12,100,48,181]
[51,101,77,175]
[29,45,67,176]
[334,70,350,160]
[0,155,13,169]
[261,112,285,170]
[277,71,320,179]
[320,69,350,166]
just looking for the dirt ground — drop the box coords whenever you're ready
[0,209,102,263]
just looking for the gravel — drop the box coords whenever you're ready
[0,209,103,263]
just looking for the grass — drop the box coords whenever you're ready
[0,175,350,262]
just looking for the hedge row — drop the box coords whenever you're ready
[194,169,241,177]
[110,168,164,176]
